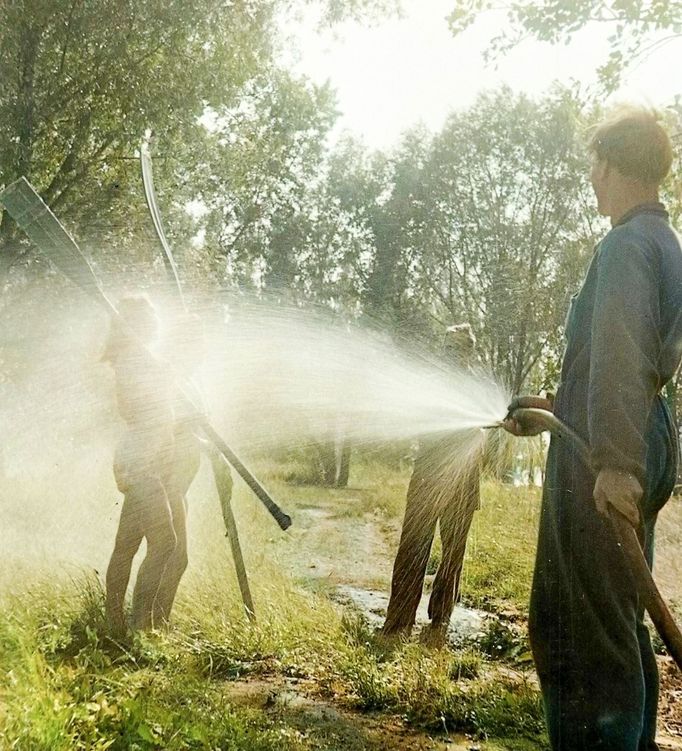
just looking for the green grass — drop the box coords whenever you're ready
[337,617,544,737]
[461,480,541,611]
[0,458,549,751]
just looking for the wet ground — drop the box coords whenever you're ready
[225,676,501,751]
[333,584,488,645]
[277,493,682,749]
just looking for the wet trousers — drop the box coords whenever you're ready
[384,450,480,634]
[530,394,677,750]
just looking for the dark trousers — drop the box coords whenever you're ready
[384,445,480,635]
[531,393,677,750]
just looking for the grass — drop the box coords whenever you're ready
[336,616,544,737]
[461,480,541,611]
[0,455,551,750]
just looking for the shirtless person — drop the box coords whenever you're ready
[104,297,186,633]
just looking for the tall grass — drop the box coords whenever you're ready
[0,457,552,750]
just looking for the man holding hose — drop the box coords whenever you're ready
[505,107,682,750]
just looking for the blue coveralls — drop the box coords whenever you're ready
[530,203,682,750]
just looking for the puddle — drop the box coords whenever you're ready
[333,584,488,645]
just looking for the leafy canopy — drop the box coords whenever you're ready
[448,0,682,90]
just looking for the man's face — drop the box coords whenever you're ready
[590,155,610,216]
[444,330,474,361]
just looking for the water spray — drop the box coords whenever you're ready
[0,177,293,626]
[0,177,290,527]
[492,406,682,672]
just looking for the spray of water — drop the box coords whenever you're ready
[190,301,510,449]
[0,283,512,587]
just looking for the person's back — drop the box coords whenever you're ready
[650,215,682,374]
[506,106,682,751]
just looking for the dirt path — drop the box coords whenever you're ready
[284,502,395,589]
[276,491,489,643]
[225,676,501,751]
[269,487,682,749]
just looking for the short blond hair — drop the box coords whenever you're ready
[589,105,673,186]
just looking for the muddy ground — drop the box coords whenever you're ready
[265,485,682,750]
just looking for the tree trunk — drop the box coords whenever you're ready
[312,439,337,486]
[312,434,352,487]
[334,439,351,487]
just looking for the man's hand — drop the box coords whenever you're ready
[593,467,642,527]
[502,395,554,437]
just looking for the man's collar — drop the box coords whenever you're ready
[615,202,668,227]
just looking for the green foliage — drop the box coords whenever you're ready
[1,12,610,393]
[412,87,597,391]
[313,0,400,24]
[448,0,682,90]
[0,0,393,278]
[172,71,339,292]
[0,577,321,750]
[426,538,442,576]
[0,0,275,257]
[280,87,600,390]
[0,468,552,750]
[461,480,541,611]
[2,2,678,399]
[478,618,533,665]
[337,638,545,738]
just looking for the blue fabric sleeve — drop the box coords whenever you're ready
[588,229,660,481]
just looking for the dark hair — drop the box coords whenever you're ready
[589,105,673,186]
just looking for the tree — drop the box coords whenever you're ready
[164,70,338,293]
[0,0,396,273]
[360,128,439,340]
[448,0,682,90]
[0,1,277,257]
[304,131,443,340]
[412,88,600,393]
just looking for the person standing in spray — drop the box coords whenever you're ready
[382,323,484,647]
[505,107,682,750]
[150,310,205,626]
[104,297,180,633]
[150,309,237,626]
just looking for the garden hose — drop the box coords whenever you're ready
[502,407,682,672]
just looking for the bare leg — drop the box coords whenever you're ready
[152,428,201,626]
[383,459,440,637]
[130,477,177,631]
[106,493,144,635]
[152,494,188,626]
